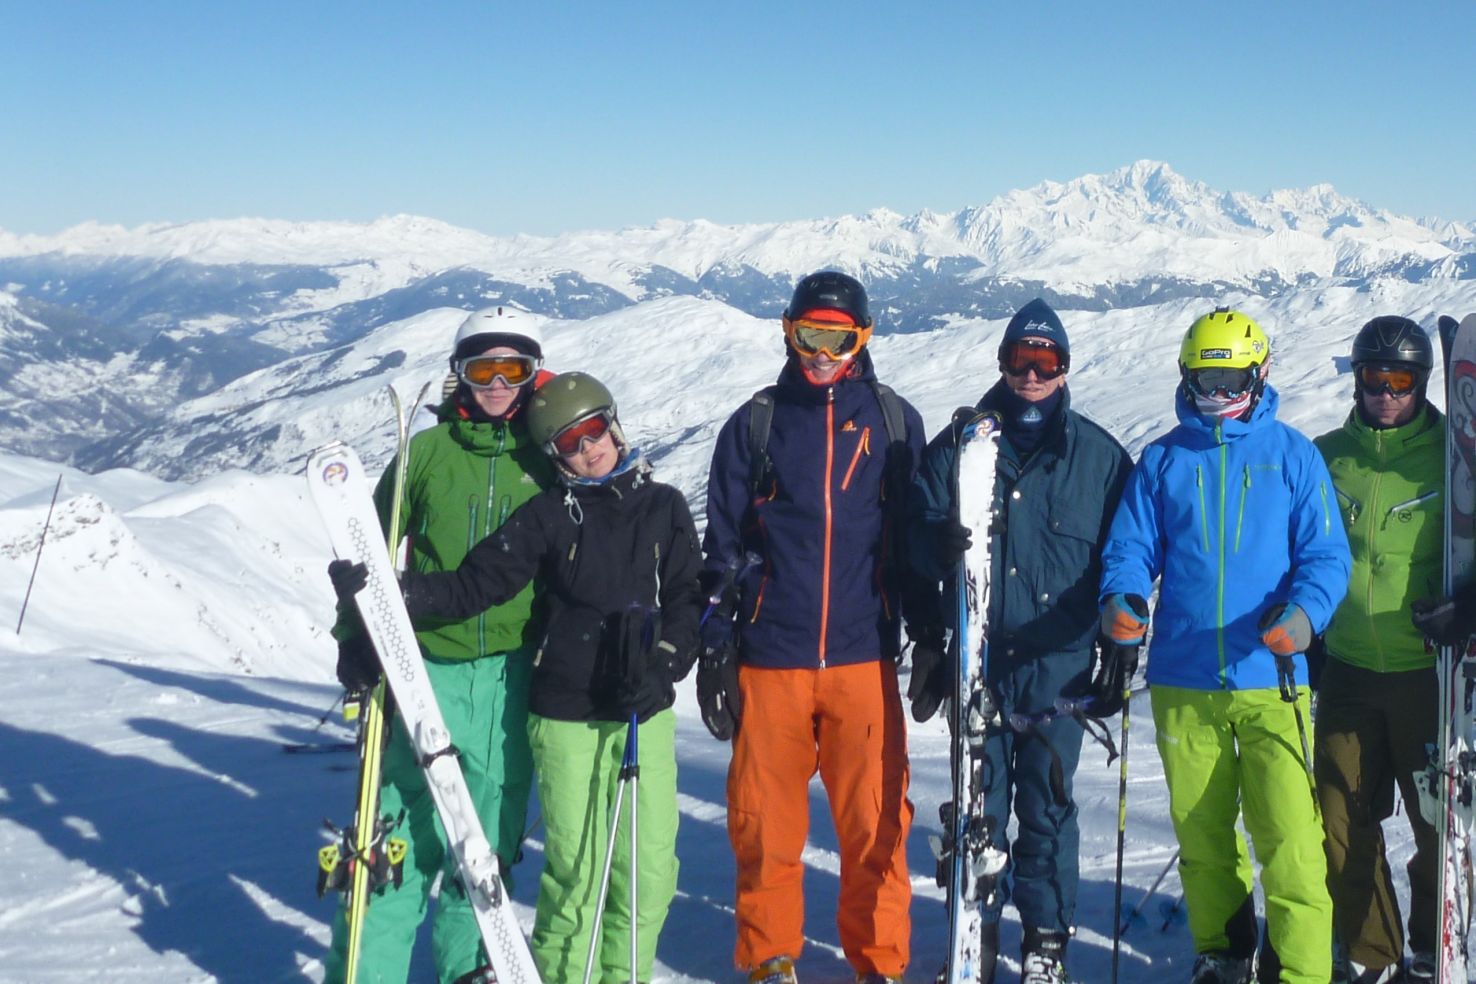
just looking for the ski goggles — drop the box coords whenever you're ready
[1000,339,1068,379]
[1356,363,1424,397]
[1186,365,1258,398]
[548,410,614,457]
[454,354,540,389]
[783,318,873,360]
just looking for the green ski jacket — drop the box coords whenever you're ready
[1315,404,1446,673]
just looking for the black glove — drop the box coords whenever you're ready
[613,606,676,722]
[336,633,381,692]
[935,518,974,568]
[328,559,369,604]
[907,632,948,723]
[1080,637,1140,719]
[1413,580,1476,648]
[696,610,742,740]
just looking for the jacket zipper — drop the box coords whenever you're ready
[1234,465,1251,553]
[1367,467,1385,671]
[841,426,870,491]
[1194,467,1211,551]
[819,389,836,668]
[1216,430,1227,686]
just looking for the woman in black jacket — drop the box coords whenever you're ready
[336,371,702,984]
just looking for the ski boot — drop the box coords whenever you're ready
[748,955,798,984]
[1404,951,1435,982]
[1020,927,1070,984]
[1188,951,1253,984]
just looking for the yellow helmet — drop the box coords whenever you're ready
[1178,308,1269,371]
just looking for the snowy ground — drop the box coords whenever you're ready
[2,288,1469,982]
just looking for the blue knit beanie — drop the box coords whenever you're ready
[999,298,1070,358]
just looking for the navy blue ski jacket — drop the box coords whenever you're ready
[702,352,926,669]
[909,381,1133,703]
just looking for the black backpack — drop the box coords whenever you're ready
[744,379,911,514]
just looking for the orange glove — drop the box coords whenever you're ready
[1258,603,1312,657]
[1100,594,1150,646]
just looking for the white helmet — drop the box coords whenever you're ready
[452,306,544,361]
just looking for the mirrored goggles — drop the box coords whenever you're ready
[784,318,872,360]
[549,411,613,457]
[455,354,539,389]
[1187,366,1257,398]
[1357,363,1423,397]
[1000,339,1068,379]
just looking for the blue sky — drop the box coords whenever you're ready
[6,1,1473,237]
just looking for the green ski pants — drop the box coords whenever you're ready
[1315,657,1438,970]
[324,650,534,984]
[1152,685,1331,984]
[528,709,679,984]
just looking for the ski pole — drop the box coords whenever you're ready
[628,711,640,984]
[1276,654,1318,814]
[584,713,641,984]
[1110,651,1137,984]
[16,474,62,636]
[1121,847,1180,936]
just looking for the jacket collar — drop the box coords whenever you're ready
[1173,383,1280,447]
[1342,402,1443,460]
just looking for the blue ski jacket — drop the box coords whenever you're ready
[701,352,926,669]
[1100,384,1351,691]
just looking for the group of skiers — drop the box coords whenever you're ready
[319,276,1475,984]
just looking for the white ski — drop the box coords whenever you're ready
[307,441,542,984]
[1437,313,1476,981]
[940,412,1009,984]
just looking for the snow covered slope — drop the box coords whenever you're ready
[1,284,1464,980]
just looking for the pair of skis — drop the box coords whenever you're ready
[935,412,1009,983]
[1433,313,1476,982]
[307,386,539,983]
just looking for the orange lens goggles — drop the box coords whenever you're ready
[1357,363,1420,396]
[456,354,538,388]
[550,412,612,456]
[1001,340,1067,379]
[785,318,872,359]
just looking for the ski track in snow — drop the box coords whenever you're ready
[2,284,1470,981]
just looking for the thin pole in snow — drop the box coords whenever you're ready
[16,474,63,636]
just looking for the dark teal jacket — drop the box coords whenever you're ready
[909,381,1132,696]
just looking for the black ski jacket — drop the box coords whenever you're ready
[401,462,703,723]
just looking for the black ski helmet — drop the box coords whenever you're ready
[1351,316,1434,400]
[783,271,873,328]
[1351,316,1434,372]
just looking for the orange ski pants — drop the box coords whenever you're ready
[727,660,913,977]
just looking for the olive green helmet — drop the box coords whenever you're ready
[527,372,618,455]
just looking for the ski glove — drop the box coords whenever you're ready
[907,631,948,723]
[935,518,974,568]
[1078,637,1139,719]
[336,632,381,692]
[1100,593,1150,646]
[695,610,742,740]
[328,559,369,603]
[614,605,676,723]
[1412,578,1476,647]
[1258,603,1313,657]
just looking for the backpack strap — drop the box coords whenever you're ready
[745,386,778,498]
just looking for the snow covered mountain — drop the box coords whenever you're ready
[3,160,1474,479]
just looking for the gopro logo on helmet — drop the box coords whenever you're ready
[1200,348,1232,360]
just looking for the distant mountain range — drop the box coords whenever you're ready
[3,160,1473,477]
